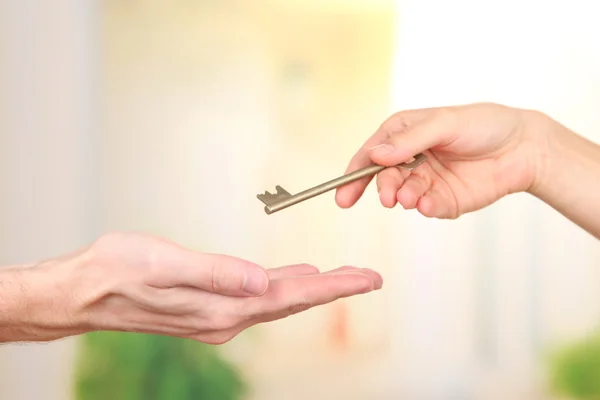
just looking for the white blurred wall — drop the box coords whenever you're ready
[0,1,99,399]
[388,1,600,398]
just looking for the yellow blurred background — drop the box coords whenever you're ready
[1,0,600,399]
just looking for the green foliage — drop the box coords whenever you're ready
[549,330,600,400]
[74,332,247,400]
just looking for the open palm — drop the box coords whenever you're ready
[79,233,382,345]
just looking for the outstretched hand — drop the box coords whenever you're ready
[3,232,381,344]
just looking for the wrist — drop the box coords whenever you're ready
[0,254,91,342]
[523,110,567,199]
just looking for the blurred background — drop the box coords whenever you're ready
[1,0,600,399]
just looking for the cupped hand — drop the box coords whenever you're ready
[335,102,547,218]
[56,233,382,344]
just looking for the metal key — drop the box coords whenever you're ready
[257,153,427,215]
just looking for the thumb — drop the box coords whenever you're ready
[368,115,451,166]
[202,254,270,297]
[154,250,270,297]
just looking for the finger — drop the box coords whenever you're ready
[334,141,395,209]
[376,167,408,208]
[334,149,379,209]
[148,246,269,297]
[244,271,376,322]
[397,174,430,210]
[269,265,382,289]
[369,109,457,167]
[416,188,455,219]
[324,266,383,289]
[323,266,356,273]
[335,109,433,209]
[267,264,320,279]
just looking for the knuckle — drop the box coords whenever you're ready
[91,231,160,267]
[86,232,129,272]
[387,129,403,140]
[210,263,219,293]
[91,231,123,251]
[210,263,225,293]
[380,111,405,131]
[209,260,244,294]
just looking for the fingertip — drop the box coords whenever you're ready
[326,270,374,294]
[360,268,383,290]
[335,187,358,209]
[400,189,426,210]
[368,150,397,167]
[368,270,384,290]
[356,269,383,290]
[397,189,413,209]
[334,196,350,209]
[379,187,397,208]
[416,195,438,218]
[351,273,376,294]
[336,267,383,291]
[369,144,412,167]
[368,143,395,159]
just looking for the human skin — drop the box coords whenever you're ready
[0,232,382,344]
[335,102,600,240]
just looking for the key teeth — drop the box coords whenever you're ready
[257,185,292,206]
[275,185,290,196]
[256,189,277,206]
[256,193,271,205]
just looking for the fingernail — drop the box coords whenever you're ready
[374,279,383,290]
[369,143,396,157]
[361,269,383,290]
[243,268,269,295]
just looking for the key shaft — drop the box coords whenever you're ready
[263,164,384,214]
[258,153,427,215]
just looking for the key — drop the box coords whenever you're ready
[257,153,428,215]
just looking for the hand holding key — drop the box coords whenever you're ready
[257,101,600,238]
[335,103,549,219]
